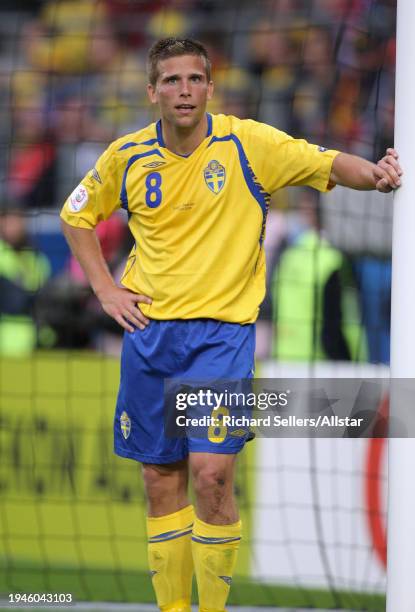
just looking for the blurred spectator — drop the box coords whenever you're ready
[201,30,254,118]
[36,213,131,350]
[255,200,288,359]
[291,25,336,142]
[353,35,395,159]
[248,21,298,128]
[0,203,50,356]
[353,257,391,364]
[271,189,366,362]
[104,0,166,48]
[68,213,126,284]
[6,71,57,209]
[23,1,108,74]
[23,0,148,139]
[147,4,192,40]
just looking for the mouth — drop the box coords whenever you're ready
[175,104,196,114]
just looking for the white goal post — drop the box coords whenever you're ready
[387,0,415,610]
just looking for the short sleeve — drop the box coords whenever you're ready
[60,144,122,229]
[238,119,340,194]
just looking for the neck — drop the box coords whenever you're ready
[161,114,208,156]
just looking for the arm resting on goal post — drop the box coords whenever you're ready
[61,220,151,332]
[330,149,402,192]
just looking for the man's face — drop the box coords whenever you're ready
[0,212,26,247]
[147,54,214,129]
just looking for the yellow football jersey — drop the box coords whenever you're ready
[60,113,339,323]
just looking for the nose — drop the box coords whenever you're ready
[179,80,191,97]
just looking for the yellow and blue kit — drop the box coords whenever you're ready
[61,113,339,462]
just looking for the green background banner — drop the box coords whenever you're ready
[0,353,253,602]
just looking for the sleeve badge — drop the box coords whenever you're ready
[68,183,89,212]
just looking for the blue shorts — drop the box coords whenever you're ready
[114,319,255,464]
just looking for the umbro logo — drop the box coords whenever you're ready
[143,161,166,168]
[230,428,248,438]
[91,168,102,184]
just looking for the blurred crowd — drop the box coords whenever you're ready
[0,0,396,362]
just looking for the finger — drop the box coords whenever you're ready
[380,155,403,176]
[126,306,150,327]
[122,309,146,330]
[374,167,390,186]
[135,294,152,305]
[130,306,150,325]
[377,162,401,188]
[115,313,134,333]
[122,290,152,305]
[378,157,400,176]
[386,147,399,159]
[382,154,403,175]
[376,178,392,193]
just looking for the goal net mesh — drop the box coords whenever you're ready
[0,1,394,609]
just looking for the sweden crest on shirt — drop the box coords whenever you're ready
[204,160,226,194]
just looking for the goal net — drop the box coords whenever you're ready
[0,1,395,609]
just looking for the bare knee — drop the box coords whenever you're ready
[142,460,189,516]
[192,465,230,496]
[191,458,237,523]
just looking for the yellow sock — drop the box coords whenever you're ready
[147,505,194,612]
[192,516,241,612]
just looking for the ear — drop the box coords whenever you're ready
[147,83,158,104]
[207,80,214,101]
